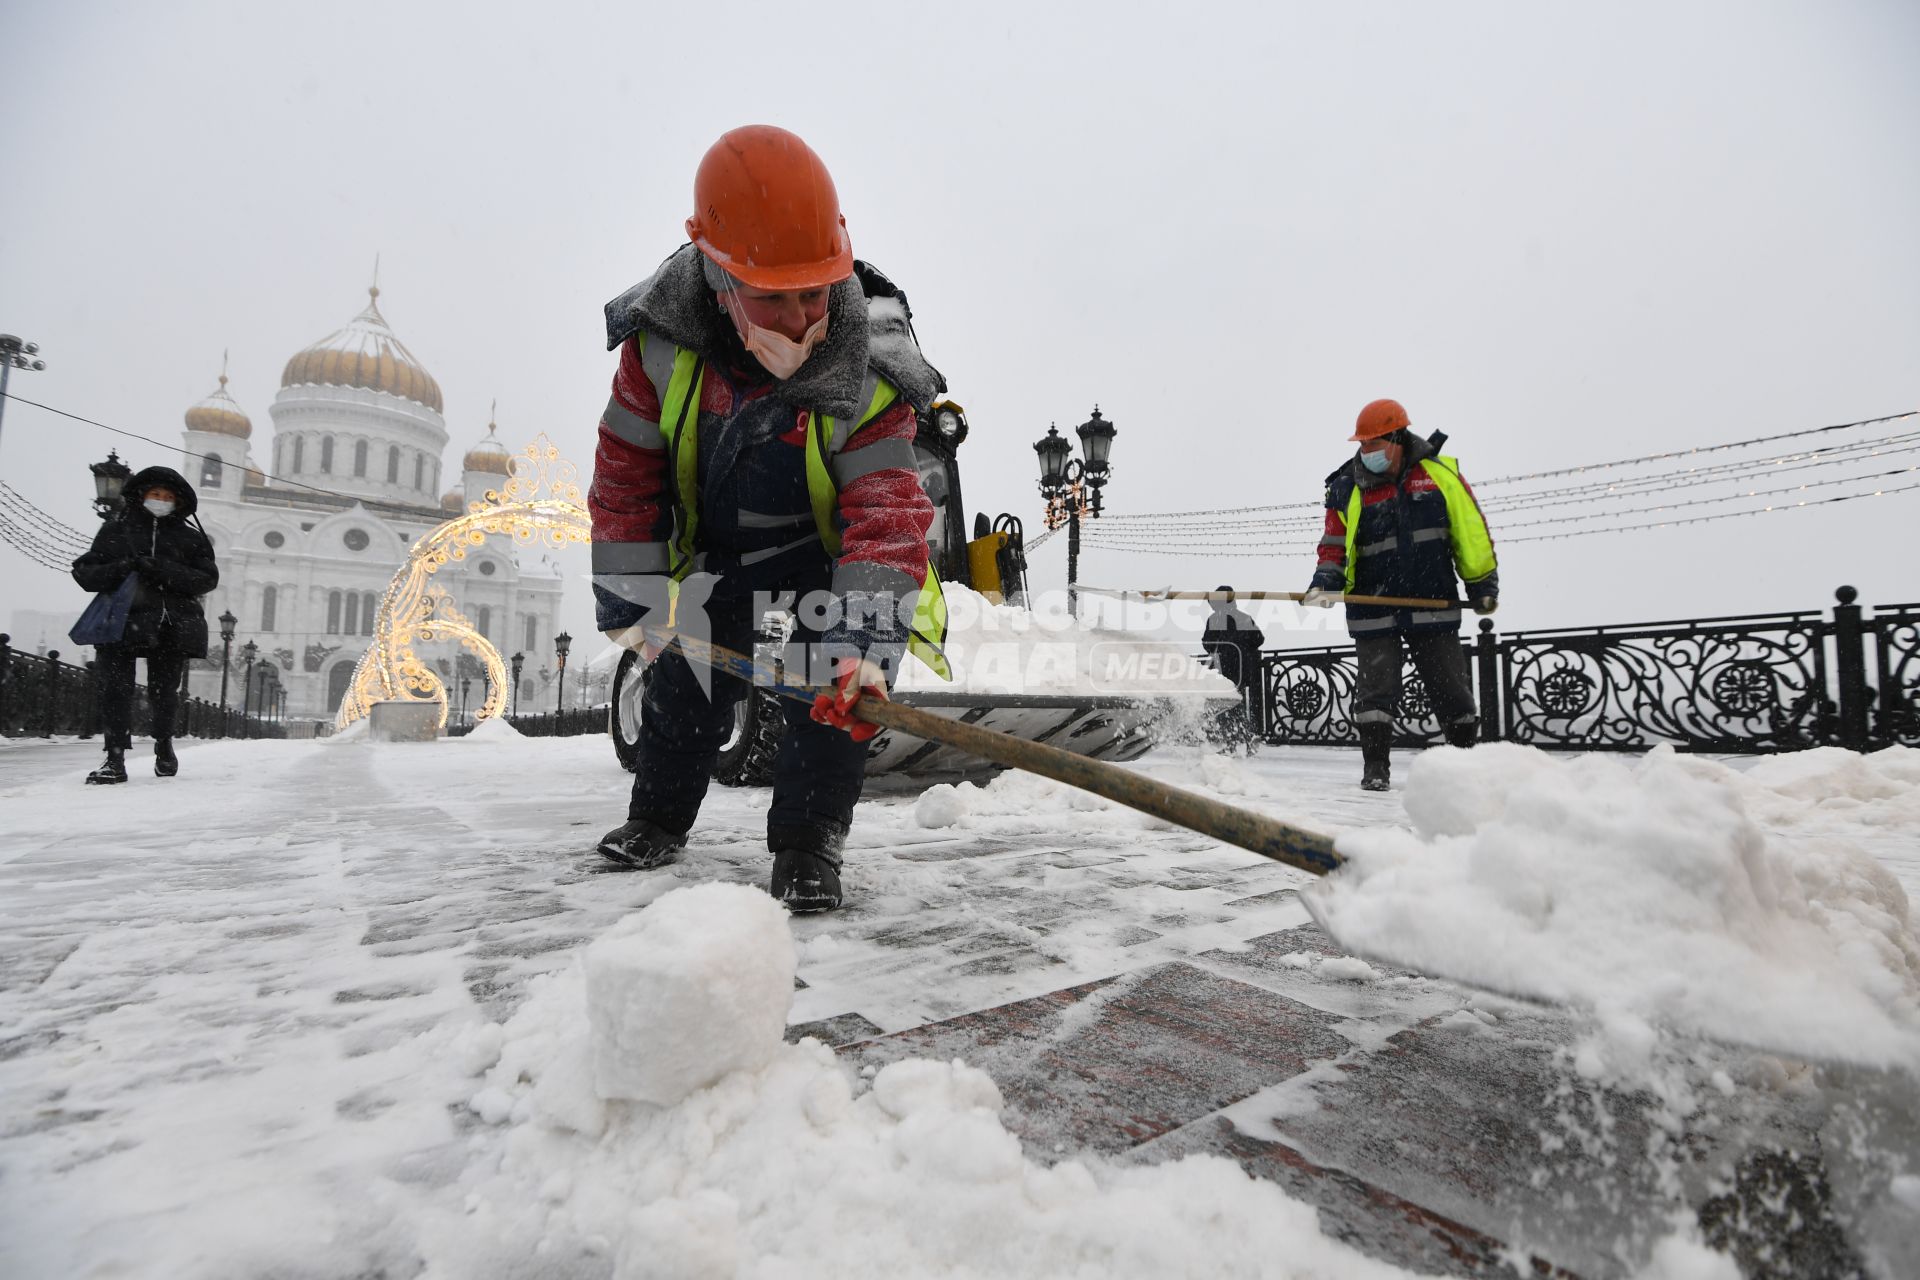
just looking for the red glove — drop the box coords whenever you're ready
[810,658,887,742]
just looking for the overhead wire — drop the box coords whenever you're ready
[1093,410,1918,525]
[0,390,462,523]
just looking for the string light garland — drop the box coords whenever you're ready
[335,433,590,732]
[1078,480,1920,556]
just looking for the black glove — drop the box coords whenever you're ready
[1465,572,1499,616]
[133,554,160,576]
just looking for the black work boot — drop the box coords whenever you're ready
[596,816,687,870]
[1358,723,1392,792]
[86,749,129,786]
[769,828,846,914]
[1444,720,1479,749]
[154,739,179,777]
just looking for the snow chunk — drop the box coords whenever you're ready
[1317,956,1378,983]
[1310,746,1920,1067]
[913,783,972,829]
[585,884,796,1106]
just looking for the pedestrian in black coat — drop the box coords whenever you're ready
[70,466,219,783]
[1200,588,1266,693]
[1201,587,1265,751]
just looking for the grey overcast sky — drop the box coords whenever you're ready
[3,0,1916,648]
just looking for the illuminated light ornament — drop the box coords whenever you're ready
[334,433,589,732]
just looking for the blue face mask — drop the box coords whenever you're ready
[1359,449,1392,474]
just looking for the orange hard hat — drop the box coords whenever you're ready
[1351,398,1411,442]
[685,125,855,292]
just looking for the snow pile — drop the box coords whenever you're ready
[585,884,794,1105]
[462,714,523,741]
[896,583,1235,699]
[323,715,368,743]
[1310,744,1920,1066]
[447,885,1420,1279]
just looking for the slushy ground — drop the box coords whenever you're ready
[2,731,1916,1278]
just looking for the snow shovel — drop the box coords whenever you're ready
[662,632,1344,879]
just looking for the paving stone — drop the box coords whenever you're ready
[842,961,1348,1157]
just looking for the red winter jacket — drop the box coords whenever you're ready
[589,335,932,632]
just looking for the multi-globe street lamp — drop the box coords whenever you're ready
[0,333,47,462]
[510,651,525,718]
[1033,407,1117,617]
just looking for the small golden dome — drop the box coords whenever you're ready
[441,488,468,513]
[185,366,252,439]
[281,286,443,413]
[463,417,513,476]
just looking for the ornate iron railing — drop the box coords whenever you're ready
[1871,602,1920,749]
[1257,586,1918,754]
[0,634,283,740]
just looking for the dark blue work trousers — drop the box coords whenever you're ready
[625,559,868,854]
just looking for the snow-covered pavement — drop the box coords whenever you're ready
[2,731,1917,1278]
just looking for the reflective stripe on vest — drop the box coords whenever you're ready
[642,333,951,679]
[1340,455,1497,592]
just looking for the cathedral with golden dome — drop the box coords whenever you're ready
[177,285,566,720]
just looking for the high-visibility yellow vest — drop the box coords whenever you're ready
[645,335,951,678]
[1341,455,1497,594]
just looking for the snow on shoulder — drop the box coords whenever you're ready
[1308,744,1920,1068]
[450,883,1424,1278]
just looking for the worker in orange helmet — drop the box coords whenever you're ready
[589,125,949,910]
[1301,399,1500,791]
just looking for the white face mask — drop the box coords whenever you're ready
[721,292,830,380]
[144,498,177,517]
[1359,450,1393,475]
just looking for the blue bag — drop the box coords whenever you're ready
[70,573,137,646]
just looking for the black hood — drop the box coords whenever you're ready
[123,465,200,520]
[1327,430,1443,491]
[604,244,944,418]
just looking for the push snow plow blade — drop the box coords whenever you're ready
[668,633,1341,878]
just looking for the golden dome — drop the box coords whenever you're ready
[281,286,443,413]
[463,416,513,476]
[441,488,468,513]
[184,365,252,439]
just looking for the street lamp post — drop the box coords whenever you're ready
[89,450,132,521]
[217,610,237,712]
[0,334,48,464]
[459,675,471,726]
[510,651,524,718]
[553,632,572,716]
[239,640,258,738]
[1034,407,1117,618]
